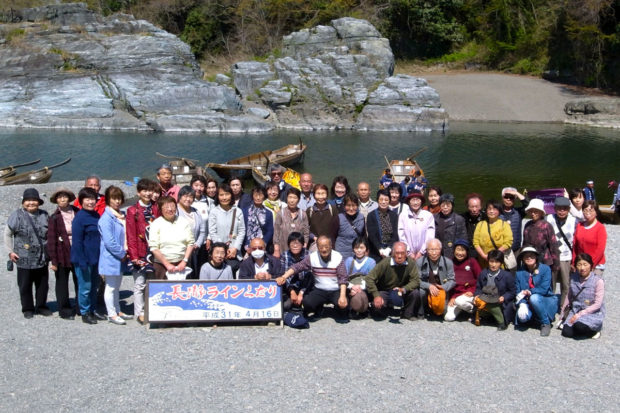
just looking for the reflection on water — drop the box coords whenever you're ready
[1,122,619,211]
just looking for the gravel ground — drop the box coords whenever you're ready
[0,181,617,411]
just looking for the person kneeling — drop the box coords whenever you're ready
[199,243,233,280]
[365,242,421,320]
[238,238,284,281]
[416,239,455,318]
[444,239,481,321]
[473,249,516,330]
[515,246,558,336]
[276,236,348,322]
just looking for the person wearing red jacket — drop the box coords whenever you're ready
[73,175,106,216]
[126,179,160,324]
[572,200,606,276]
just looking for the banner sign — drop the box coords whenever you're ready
[146,280,282,324]
[526,188,565,215]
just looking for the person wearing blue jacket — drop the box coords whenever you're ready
[71,187,102,324]
[98,186,131,325]
[514,245,558,336]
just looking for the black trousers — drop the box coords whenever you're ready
[562,322,598,338]
[374,289,419,319]
[55,265,78,317]
[17,266,49,313]
[302,288,348,319]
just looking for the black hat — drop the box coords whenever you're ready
[22,188,44,205]
[554,196,571,208]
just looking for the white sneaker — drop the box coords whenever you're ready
[592,332,601,340]
[108,315,126,325]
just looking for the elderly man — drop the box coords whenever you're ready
[357,181,377,220]
[73,175,106,216]
[461,193,485,258]
[500,187,529,252]
[365,242,420,320]
[267,163,293,202]
[416,239,455,317]
[276,236,348,321]
[238,238,283,280]
[298,173,315,211]
[156,164,180,199]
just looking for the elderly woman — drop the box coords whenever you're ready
[229,175,252,210]
[561,253,605,339]
[514,246,558,336]
[71,188,102,324]
[522,198,561,272]
[398,191,435,260]
[473,199,513,267]
[307,183,339,246]
[47,188,79,319]
[273,187,309,258]
[424,186,443,215]
[207,183,246,273]
[263,181,283,220]
[177,185,206,278]
[366,189,399,262]
[268,163,293,201]
[148,196,195,280]
[434,193,467,260]
[329,175,351,213]
[5,188,50,319]
[572,200,606,276]
[444,239,481,322]
[242,186,274,253]
[335,194,365,259]
[98,186,131,325]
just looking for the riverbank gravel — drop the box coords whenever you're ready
[0,181,617,411]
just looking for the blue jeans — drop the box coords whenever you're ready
[528,293,558,325]
[75,265,99,315]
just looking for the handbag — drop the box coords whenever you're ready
[487,221,517,270]
[561,285,585,322]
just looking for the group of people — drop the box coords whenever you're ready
[4,163,607,339]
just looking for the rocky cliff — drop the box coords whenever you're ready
[0,4,447,132]
[564,98,620,129]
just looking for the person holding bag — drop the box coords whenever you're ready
[4,188,50,319]
[207,183,245,275]
[473,200,514,269]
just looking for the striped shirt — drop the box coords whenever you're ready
[290,250,347,291]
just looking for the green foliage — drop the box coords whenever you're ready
[180,2,235,58]
[6,28,25,42]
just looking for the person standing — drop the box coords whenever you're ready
[298,173,315,211]
[522,199,561,273]
[546,197,576,309]
[334,194,365,260]
[461,193,485,259]
[47,188,80,319]
[583,180,596,201]
[398,191,435,260]
[357,181,377,221]
[176,186,206,277]
[5,188,50,319]
[156,164,180,199]
[73,175,106,216]
[267,164,293,202]
[572,200,606,276]
[273,187,309,258]
[366,189,399,262]
[499,187,529,252]
[433,193,467,260]
[207,184,246,273]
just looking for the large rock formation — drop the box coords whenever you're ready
[230,17,447,131]
[564,98,620,129]
[0,3,270,132]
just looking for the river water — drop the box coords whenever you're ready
[1,122,619,211]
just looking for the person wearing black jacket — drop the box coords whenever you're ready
[366,189,399,262]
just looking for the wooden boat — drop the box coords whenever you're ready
[252,164,301,190]
[156,152,215,185]
[0,159,41,180]
[380,148,426,188]
[0,158,71,186]
[206,141,307,180]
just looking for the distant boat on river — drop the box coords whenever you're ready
[0,159,41,180]
[156,152,215,185]
[0,158,71,186]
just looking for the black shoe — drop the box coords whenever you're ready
[61,315,75,320]
[401,315,419,321]
[82,314,97,324]
[37,308,53,316]
[23,311,34,319]
[497,323,509,331]
[92,311,107,321]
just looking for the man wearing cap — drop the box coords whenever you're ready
[461,193,485,259]
[298,173,315,211]
[365,242,421,320]
[500,187,529,252]
[416,239,455,317]
[433,193,467,260]
[357,181,377,220]
[546,197,576,308]
[267,163,292,202]
[583,180,595,201]
[73,175,106,216]
[4,188,50,318]
[156,164,180,199]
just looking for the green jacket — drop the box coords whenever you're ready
[365,257,420,298]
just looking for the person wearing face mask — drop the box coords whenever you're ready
[47,188,80,319]
[415,239,455,318]
[238,238,284,281]
[433,193,467,260]
[5,188,50,319]
[461,193,485,259]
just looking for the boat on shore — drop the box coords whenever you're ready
[0,159,41,180]
[206,142,307,180]
[252,164,301,189]
[0,158,71,186]
[381,148,426,188]
[156,152,215,185]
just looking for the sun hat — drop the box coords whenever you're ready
[517,245,539,261]
[525,198,546,215]
[22,188,44,205]
[50,188,76,204]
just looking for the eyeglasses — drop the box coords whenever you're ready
[271,171,282,176]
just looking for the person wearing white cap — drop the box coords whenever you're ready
[583,180,595,201]
[522,199,560,273]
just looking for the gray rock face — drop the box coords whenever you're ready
[233,17,447,131]
[564,98,620,129]
[0,3,271,132]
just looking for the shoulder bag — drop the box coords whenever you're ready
[487,220,517,270]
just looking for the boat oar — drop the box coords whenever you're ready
[0,159,41,170]
[406,147,427,162]
[30,158,71,174]
[384,155,391,171]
